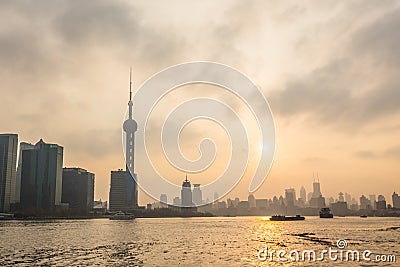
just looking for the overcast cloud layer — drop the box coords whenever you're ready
[1,0,399,202]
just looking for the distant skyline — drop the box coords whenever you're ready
[1,1,400,204]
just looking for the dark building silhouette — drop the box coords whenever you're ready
[15,142,34,204]
[20,139,63,212]
[173,196,181,206]
[62,168,94,214]
[109,170,136,212]
[376,195,386,210]
[0,134,18,212]
[392,192,400,209]
[285,188,296,207]
[192,184,202,206]
[248,194,256,208]
[360,195,370,210]
[160,194,167,204]
[181,175,193,207]
[299,186,306,204]
[309,180,326,208]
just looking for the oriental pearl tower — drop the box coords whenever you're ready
[123,68,138,208]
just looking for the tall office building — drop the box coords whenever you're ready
[369,194,376,210]
[109,170,136,212]
[248,194,256,208]
[122,69,138,208]
[20,139,63,212]
[159,194,168,208]
[338,192,344,202]
[312,181,322,198]
[392,192,400,209]
[62,168,94,213]
[310,180,325,208]
[345,193,352,208]
[376,195,386,210]
[0,134,18,212]
[192,184,202,206]
[15,142,34,203]
[173,197,181,206]
[160,194,167,204]
[285,188,296,207]
[181,175,193,207]
[360,195,370,210]
[300,186,306,203]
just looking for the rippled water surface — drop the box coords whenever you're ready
[1,217,399,266]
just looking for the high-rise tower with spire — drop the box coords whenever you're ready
[123,68,138,208]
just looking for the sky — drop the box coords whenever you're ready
[1,0,400,204]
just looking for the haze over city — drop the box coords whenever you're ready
[1,1,400,205]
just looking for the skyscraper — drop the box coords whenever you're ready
[0,134,18,212]
[360,195,370,210]
[173,197,181,206]
[300,186,306,203]
[160,194,167,204]
[20,139,63,212]
[15,142,34,204]
[312,181,322,198]
[62,168,94,214]
[376,195,386,210]
[192,184,202,206]
[181,175,192,207]
[310,180,325,208]
[338,192,344,202]
[392,192,400,209]
[345,192,351,208]
[123,69,138,208]
[369,194,376,210]
[248,194,256,208]
[109,169,136,212]
[285,188,296,207]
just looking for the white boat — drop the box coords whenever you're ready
[0,213,14,220]
[109,211,134,220]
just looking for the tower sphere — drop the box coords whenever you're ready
[123,119,137,132]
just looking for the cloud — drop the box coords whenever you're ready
[354,146,400,159]
[383,146,400,158]
[353,7,400,67]
[302,156,327,163]
[354,150,378,159]
[269,6,400,131]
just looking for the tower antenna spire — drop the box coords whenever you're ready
[129,67,132,101]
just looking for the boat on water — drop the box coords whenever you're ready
[319,207,334,218]
[0,213,14,220]
[270,215,305,221]
[360,215,368,218]
[109,211,134,220]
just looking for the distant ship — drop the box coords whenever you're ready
[319,207,334,218]
[109,211,134,220]
[0,213,14,220]
[270,215,305,221]
[360,215,368,218]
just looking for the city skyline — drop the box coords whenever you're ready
[2,132,400,207]
[156,175,400,209]
[1,1,400,204]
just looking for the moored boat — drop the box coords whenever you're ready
[0,213,14,220]
[270,215,305,221]
[319,207,334,218]
[109,211,134,220]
